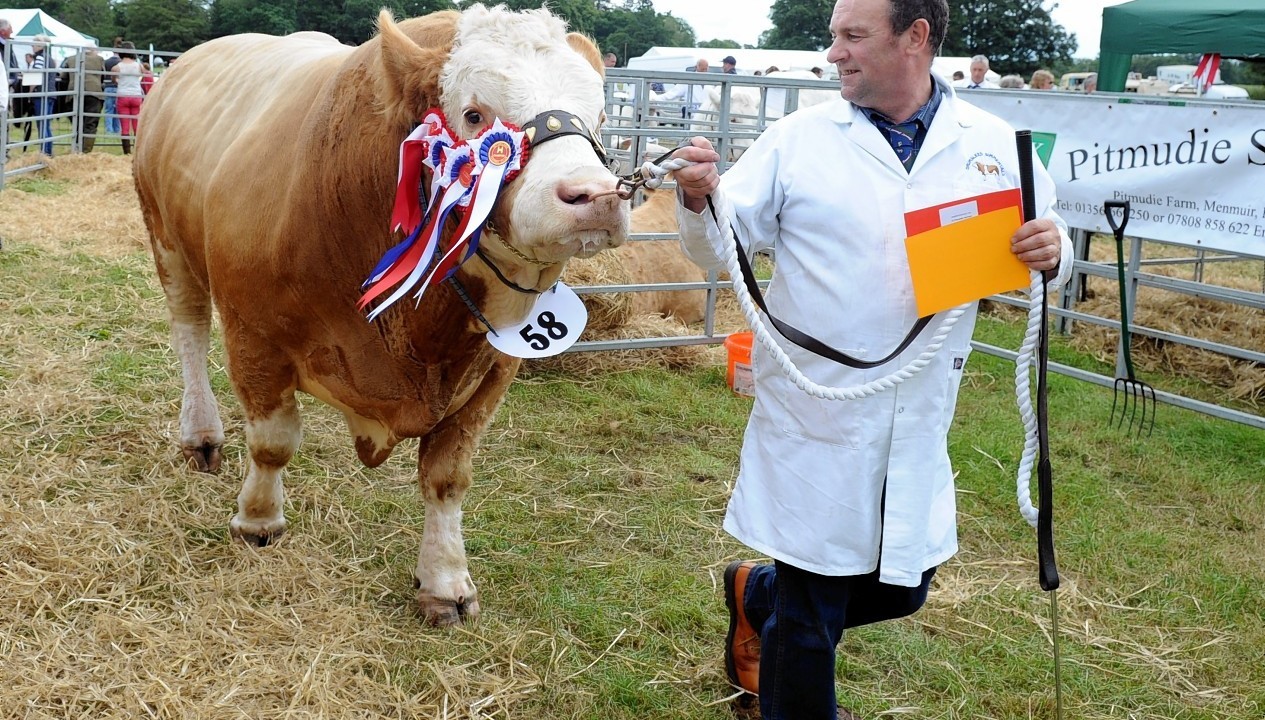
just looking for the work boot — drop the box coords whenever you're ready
[122,138,131,155]
[724,560,761,696]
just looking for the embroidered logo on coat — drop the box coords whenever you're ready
[966,152,1005,179]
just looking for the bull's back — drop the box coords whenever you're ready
[135,33,351,280]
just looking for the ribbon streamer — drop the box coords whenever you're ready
[361,113,529,321]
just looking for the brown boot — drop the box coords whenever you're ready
[122,138,132,155]
[724,560,761,696]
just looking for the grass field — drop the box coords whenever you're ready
[1,156,1263,719]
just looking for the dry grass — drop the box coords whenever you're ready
[2,154,1262,719]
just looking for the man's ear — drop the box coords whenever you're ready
[906,18,931,55]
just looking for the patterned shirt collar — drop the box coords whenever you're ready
[857,79,943,130]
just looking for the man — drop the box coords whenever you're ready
[102,36,124,135]
[0,18,12,153]
[962,54,998,89]
[60,47,105,152]
[662,58,712,119]
[1082,72,1097,94]
[603,51,617,68]
[1,18,17,92]
[671,1,1072,718]
[722,55,738,74]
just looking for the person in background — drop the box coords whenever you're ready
[670,0,1072,718]
[29,35,55,155]
[722,55,738,74]
[1082,72,1097,94]
[603,52,616,68]
[811,66,824,78]
[1,18,18,97]
[102,36,123,135]
[961,54,998,88]
[141,61,155,95]
[951,69,964,82]
[60,47,106,152]
[113,41,143,155]
[662,58,712,119]
[1028,68,1055,90]
[998,74,1024,88]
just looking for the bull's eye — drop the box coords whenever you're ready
[463,109,483,126]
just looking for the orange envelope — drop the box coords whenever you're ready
[904,192,1029,317]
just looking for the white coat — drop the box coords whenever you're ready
[677,75,1073,585]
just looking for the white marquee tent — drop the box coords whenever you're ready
[1,8,98,67]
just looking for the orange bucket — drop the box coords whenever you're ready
[724,331,755,397]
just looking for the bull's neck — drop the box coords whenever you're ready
[455,234,566,330]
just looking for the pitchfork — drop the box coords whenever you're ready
[1103,200,1156,436]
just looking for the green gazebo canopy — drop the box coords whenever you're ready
[1098,0,1265,92]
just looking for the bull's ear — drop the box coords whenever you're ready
[566,32,604,77]
[377,10,449,125]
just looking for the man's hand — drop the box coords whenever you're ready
[672,137,721,213]
[1010,219,1062,273]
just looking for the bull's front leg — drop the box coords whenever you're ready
[413,355,518,626]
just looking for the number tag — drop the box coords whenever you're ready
[486,282,588,358]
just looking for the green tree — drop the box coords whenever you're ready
[943,0,1075,78]
[761,0,831,50]
[592,0,695,65]
[699,39,741,49]
[55,0,118,45]
[114,0,211,52]
[211,0,297,37]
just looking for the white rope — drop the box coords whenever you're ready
[644,157,967,401]
[641,153,1046,524]
[1014,271,1045,528]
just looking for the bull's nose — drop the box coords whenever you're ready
[555,177,617,205]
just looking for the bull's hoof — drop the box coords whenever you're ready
[182,441,223,473]
[416,587,480,626]
[229,516,287,547]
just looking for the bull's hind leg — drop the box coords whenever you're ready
[148,236,225,473]
[414,354,520,626]
[222,321,302,547]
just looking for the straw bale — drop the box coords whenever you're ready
[0,153,145,258]
[560,251,635,333]
[522,314,720,375]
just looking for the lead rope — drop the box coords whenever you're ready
[639,153,1045,523]
[641,156,971,400]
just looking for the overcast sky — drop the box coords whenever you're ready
[649,0,1131,60]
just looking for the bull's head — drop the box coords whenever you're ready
[377,5,628,269]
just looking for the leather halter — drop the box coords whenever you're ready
[520,109,607,164]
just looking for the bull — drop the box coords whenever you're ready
[133,5,628,625]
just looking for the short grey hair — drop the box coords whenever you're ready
[970,54,989,67]
[0,19,11,31]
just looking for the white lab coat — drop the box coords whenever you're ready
[662,78,713,116]
[677,75,1073,585]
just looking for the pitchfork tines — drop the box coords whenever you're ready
[1103,200,1156,437]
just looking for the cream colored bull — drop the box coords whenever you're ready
[133,5,628,625]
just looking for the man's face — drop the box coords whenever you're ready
[695,60,709,73]
[970,61,987,84]
[826,0,910,112]
[0,26,11,40]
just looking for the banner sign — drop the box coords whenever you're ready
[969,91,1265,258]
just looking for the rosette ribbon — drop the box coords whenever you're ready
[359,113,528,320]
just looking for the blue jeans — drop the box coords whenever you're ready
[37,97,53,156]
[104,86,119,134]
[744,560,937,720]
